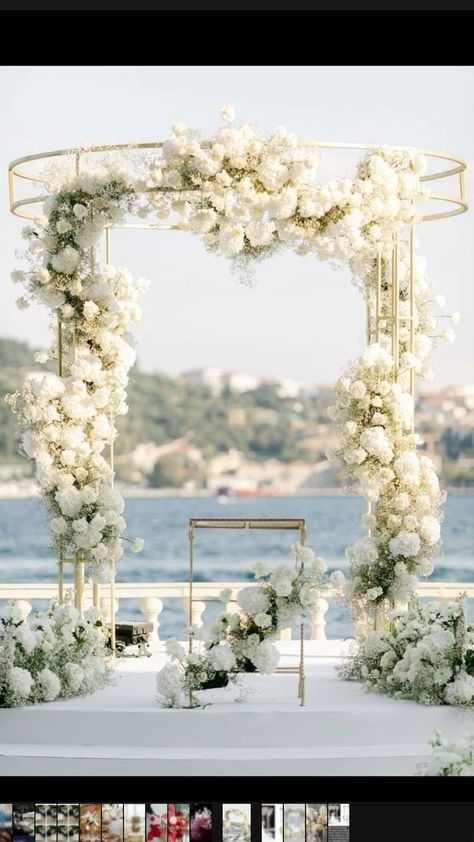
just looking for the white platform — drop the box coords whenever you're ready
[1,641,473,776]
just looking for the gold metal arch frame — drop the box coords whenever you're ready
[6,140,468,648]
[8,140,468,223]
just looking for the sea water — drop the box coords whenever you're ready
[0,495,472,638]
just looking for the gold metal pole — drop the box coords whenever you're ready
[110,568,116,653]
[376,252,382,344]
[298,520,305,706]
[188,520,195,707]
[188,521,194,654]
[73,555,79,611]
[392,236,399,379]
[57,313,64,600]
[92,583,99,609]
[105,227,111,264]
[409,225,416,411]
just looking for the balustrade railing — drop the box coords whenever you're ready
[1,580,473,643]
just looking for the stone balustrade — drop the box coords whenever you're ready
[1,580,473,643]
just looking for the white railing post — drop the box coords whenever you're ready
[14,599,32,623]
[139,597,163,644]
[182,598,206,629]
[100,596,119,624]
[309,597,329,641]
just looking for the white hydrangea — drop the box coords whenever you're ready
[359,426,393,464]
[37,668,61,701]
[419,515,441,545]
[249,640,280,674]
[156,663,184,707]
[389,530,422,558]
[206,644,236,672]
[8,666,33,699]
[237,586,270,615]
[444,672,474,706]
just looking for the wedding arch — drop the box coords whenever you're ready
[7,108,467,647]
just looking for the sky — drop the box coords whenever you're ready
[1,65,473,388]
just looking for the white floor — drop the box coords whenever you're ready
[1,641,473,776]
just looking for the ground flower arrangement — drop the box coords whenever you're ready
[339,596,474,707]
[422,730,474,776]
[156,543,344,708]
[0,599,113,707]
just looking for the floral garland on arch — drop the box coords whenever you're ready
[7,168,146,583]
[7,107,458,607]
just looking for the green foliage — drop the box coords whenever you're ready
[0,338,471,489]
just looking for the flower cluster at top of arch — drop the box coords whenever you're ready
[7,107,458,610]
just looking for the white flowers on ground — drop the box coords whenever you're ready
[0,599,112,707]
[156,663,184,708]
[156,542,340,708]
[339,597,474,709]
[424,731,474,776]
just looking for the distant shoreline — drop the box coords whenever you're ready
[0,487,473,499]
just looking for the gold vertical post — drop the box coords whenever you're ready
[92,583,99,609]
[57,313,64,600]
[188,521,194,708]
[110,569,116,653]
[298,521,305,706]
[409,225,416,415]
[188,522,194,654]
[375,252,382,344]
[391,236,399,380]
[365,295,371,345]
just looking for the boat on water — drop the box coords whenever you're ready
[216,484,283,503]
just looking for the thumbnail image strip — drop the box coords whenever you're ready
[327,805,349,842]
[79,806,100,842]
[102,807,123,842]
[13,805,34,842]
[35,806,57,842]
[167,805,189,842]
[305,805,327,842]
[190,805,212,842]
[123,806,145,842]
[145,805,167,841]
[57,805,79,842]
[283,805,305,842]
[0,804,12,842]
[222,805,250,842]
[261,805,283,842]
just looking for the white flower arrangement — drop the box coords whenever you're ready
[7,171,145,583]
[423,730,474,776]
[339,597,474,708]
[0,599,113,707]
[143,109,427,284]
[330,338,446,612]
[156,543,344,708]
